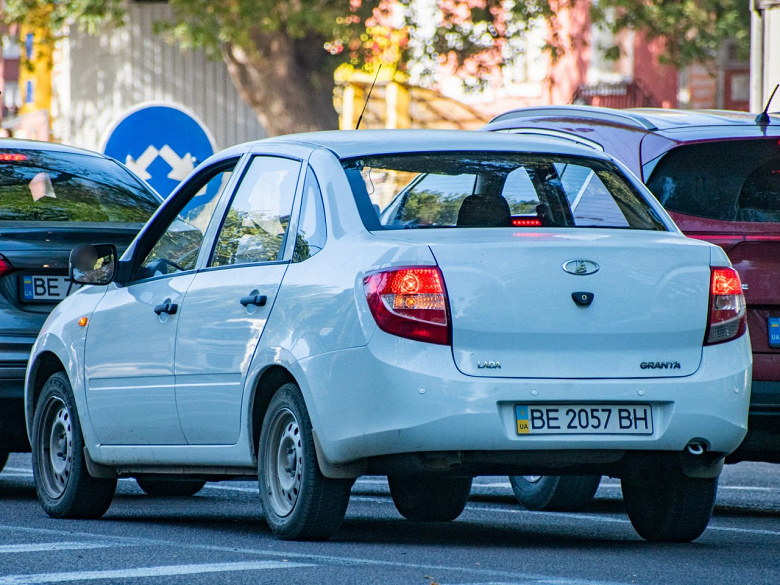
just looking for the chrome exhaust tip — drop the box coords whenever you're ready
[686,441,706,456]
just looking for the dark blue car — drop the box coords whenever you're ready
[0,139,161,469]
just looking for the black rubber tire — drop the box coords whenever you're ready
[0,449,8,473]
[388,475,473,522]
[136,478,206,497]
[621,467,718,542]
[258,383,352,540]
[508,475,601,512]
[32,372,116,519]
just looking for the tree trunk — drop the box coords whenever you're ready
[222,32,340,137]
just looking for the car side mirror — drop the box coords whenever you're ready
[69,244,117,286]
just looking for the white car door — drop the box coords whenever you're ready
[84,163,237,445]
[174,155,302,444]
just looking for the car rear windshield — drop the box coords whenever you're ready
[342,152,667,231]
[0,149,159,224]
[646,139,780,222]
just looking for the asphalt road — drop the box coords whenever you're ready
[1,453,779,584]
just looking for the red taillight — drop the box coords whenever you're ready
[364,266,450,345]
[0,153,27,162]
[512,218,542,227]
[0,255,13,277]
[705,267,746,345]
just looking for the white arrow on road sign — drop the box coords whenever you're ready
[158,145,196,181]
[125,146,159,181]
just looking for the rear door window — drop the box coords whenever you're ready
[646,139,780,222]
[0,149,159,224]
[293,167,327,262]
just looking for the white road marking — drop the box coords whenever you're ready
[202,484,257,494]
[204,488,780,540]
[720,485,780,492]
[0,523,629,585]
[0,542,117,554]
[444,582,616,585]
[0,521,763,585]
[0,561,311,585]
[600,482,780,493]
[5,465,780,494]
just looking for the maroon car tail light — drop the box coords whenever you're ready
[0,255,13,278]
[364,266,450,345]
[705,267,747,345]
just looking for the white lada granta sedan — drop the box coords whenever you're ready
[25,130,750,543]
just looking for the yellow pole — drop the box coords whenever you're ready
[385,81,411,129]
[18,14,53,120]
[340,83,365,130]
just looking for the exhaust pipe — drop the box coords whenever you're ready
[686,441,706,456]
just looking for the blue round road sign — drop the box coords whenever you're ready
[103,103,215,197]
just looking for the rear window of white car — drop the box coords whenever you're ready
[342,152,667,231]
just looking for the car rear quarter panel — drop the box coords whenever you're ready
[240,146,441,458]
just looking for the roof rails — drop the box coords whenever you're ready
[489,105,658,131]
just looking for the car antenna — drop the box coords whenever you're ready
[755,83,779,126]
[355,64,381,130]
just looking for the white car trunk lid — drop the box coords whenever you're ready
[425,230,711,379]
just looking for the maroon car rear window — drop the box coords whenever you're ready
[647,139,780,222]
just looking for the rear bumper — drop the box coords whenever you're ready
[300,332,752,468]
[725,354,780,460]
[0,364,28,398]
[0,333,36,399]
[0,335,37,452]
[750,354,780,408]
[0,360,30,451]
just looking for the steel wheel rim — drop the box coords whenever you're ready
[38,396,73,499]
[263,407,303,517]
[523,476,543,483]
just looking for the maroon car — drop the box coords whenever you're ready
[484,106,780,510]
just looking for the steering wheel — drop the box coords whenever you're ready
[146,258,185,275]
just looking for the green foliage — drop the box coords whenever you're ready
[3,0,751,83]
[3,0,124,36]
[212,207,287,266]
[0,182,151,223]
[157,0,377,59]
[592,0,752,65]
[399,190,467,226]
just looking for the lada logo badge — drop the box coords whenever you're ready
[562,259,599,276]
[477,361,501,369]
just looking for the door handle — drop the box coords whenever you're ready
[153,301,178,315]
[240,293,267,307]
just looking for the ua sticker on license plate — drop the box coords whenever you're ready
[22,275,70,302]
[769,318,780,348]
[515,404,653,435]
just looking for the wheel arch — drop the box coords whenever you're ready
[248,365,297,459]
[247,364,365,479]
[26,351,67,439]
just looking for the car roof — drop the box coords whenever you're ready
[0,137,117,159]
[487,105,780,134]
[257,129,613,160]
